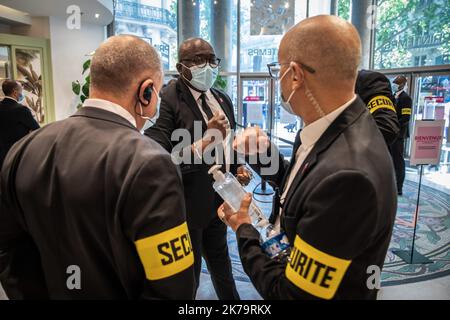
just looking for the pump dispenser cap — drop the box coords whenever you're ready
[208,165,225,183]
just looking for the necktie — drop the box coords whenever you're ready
[200,93,214,120]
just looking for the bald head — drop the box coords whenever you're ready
[280,15,361,85]
[178,38,215,62]
[90,35,162,97]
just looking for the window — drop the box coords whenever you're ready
[374,0,450,69]
[240,0,307,73]
[114,0,178,70]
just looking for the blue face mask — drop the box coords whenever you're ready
[182,64,218,92]
[17,92,25,103]
[392,83,399,93]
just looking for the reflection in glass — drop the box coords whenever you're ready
[15,48,45,124]
[0,46,11,98]
[114,0,178,70]
[374,0,449,69]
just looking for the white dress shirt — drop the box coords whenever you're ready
[188,87,232,172]
[273,95,357,232]
[84,98,137,128]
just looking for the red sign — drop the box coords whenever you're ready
[424,96,444,103]
[244,96,263,102]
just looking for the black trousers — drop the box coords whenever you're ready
[189,215,240,300]
[390,138,406,193]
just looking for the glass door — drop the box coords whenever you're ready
[239,75,300,160]
[239,77,272,130]
[411,72,450,190]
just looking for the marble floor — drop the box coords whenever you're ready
[195,272,450,300]
[1,270,448,300]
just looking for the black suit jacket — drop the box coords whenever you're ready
[0,97,40,168]
[356,70,400,146]
[145,79,240,229]
[395,91,412,139]
[237,98,397,300]
[0,106,195,299]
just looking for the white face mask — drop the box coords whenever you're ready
[182,64,218,92]
[279,67,297,115]
[139,87,160,128]
[279,65,325,118]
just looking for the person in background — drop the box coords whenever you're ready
[0,80,40,168]
[145,38,244,300]
[0,35,195,299]
[221,15,397,300]
[355,70,399,146]
[391,75,412,195]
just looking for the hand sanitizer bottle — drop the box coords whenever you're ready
[208,165,268,227]
[209,165,290,259]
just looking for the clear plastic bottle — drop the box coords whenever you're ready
[209,165,268,228]
[209,165,290,259]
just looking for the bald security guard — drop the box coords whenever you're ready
[220,16,397,300]
[356,70,400,146]
[0,35,195,299]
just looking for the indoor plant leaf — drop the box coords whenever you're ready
[82,60,91,75]
[72,81,81,95]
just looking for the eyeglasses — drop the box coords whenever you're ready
[267,61,316,79]
[181,55,221,68]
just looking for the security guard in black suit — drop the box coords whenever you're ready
[220,16,397,300]
[391,75,412,195]
[0,35,195,299]
[145,38,242,300]
[355,70,400,146]
[0,80,40,168]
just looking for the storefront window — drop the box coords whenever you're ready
[114,0,178,71]
[374,0,450,69]
[240,0,307,73]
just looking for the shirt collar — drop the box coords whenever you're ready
[83,98,137,128]
[188,86,210,101]
[395,88,404,99]
[300,95,357,148]
[4,96,18,103]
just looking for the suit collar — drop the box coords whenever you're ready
[83,99,137,128]
[176,79,234,129]
[210,89,234,126]
[282,97,367,210]
[177,79,208,129]
[71,106,139,132]
[3,96,18,103]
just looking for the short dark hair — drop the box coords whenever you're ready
[2,79,20,96]
[394,75,407,85]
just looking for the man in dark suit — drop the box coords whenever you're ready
[355,70,400,146]
[0,80,40,168]
[220,16,397,299]
[391,75,412,195]
[0,35,195,299]
[145,38,242,300]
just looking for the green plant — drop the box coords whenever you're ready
[72,59,91,108]
[213,74,227,91]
